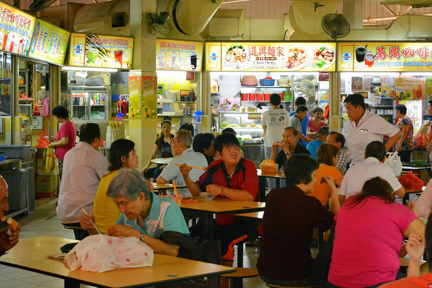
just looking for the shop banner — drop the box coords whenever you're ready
[128,75,157,119]
[156,39,203,71]
[0,3,35,56]
[28,20,70,65]
[206,42,222,71]
[69,33,133,69]
[205,42,336,72]
[338,42,432,72]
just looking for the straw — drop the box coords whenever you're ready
[81,208,102,234]
[174,163,206,170]
[172,181,182,206]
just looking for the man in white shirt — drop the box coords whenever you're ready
[57,123,109,240]
[157,130,208,196]
[344,94,400,165]
[339,141,405,204]
[262,93,289,191]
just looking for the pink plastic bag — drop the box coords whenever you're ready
[64,235,154,272]
[41,98,49,117]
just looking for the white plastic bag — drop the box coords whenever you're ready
[385,152,403,177]
[64,234,154,273]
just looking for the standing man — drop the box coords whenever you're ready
[344,94,400,165]
[326,132,350,175]
[157,130,208,196]
[290,105,312,146]
[57,123,109,240]
[262,93,289,191]
[290,97,310,147]
[0,176,20,256]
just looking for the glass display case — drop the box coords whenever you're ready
[0,53,12,117]
[218,112,263,142]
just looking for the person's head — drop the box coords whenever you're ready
[344,94,366,122]
[285,154,319,194]
[79,123,101,149]
[326,132,345,150]
[395,104,407,119]
[171,130,192,156]
[108,139,138,171]
[317,143,339,166]
[365,141,386,162]
[315,126,329,141]
[214,133,241,166]
[283,127,298,148]
[270,93,282,108]
[313,107,324,121]
[157,117,172,146]
[52,106,69,123]
[428,100,432,115]
[296,105,309,121]
[193,133,215,157]
[179,123,194,137]
[349,177,394,208]
[107,169,152,220]
[222,127,236,136]
[295,96,306,108]
[0,176,8,219]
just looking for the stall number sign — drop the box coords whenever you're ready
[248,113,261,120]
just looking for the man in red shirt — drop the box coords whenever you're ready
[180,133,259,263]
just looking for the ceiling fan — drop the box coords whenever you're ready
[29,0,57,12]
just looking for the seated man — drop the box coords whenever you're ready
[0,176,20,256]
[180,133,259,263]
[326,131,350,175]
[339,141,405,204]
[157,130,208,196]
[106,169,190,256]
[306,127,328,161]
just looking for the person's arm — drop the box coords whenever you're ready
[322,175,340,215]
[385,131,401,152]
[48,137,68,148]
[80,213,99,235]
[396,125,409,151]
[0,224,20,255]
[262,125,267,136]
[142,145,160,173]
[156,176,166,184]
[338,195,346,205]
[395,186,406,198]
[270,141,279,162]
[298,132,311,143]
[180,164,201,197]
[205,184,253,201]
[403,219,425,241]
[405,231,425,277]
[334,177,343,187]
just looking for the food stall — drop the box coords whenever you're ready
[205,41,336,166]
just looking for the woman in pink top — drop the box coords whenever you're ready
[328,177,425,288]
[308,107,326,140]
[48,106,76,179]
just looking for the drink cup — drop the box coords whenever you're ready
[356,46,366,62]
[157,51,165,68]
[190,54,197,70]
[87,48,99,63]
[170,52,178,68]
[365,53,375,68]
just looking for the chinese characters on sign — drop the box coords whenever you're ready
[156,40,203,71]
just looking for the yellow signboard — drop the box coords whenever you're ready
[338,42,432,72]
[28,20,70,65]
[204,42,336,72]
[205,42,221,71]
[156,39,203,72]
[158,78,190,90]
[0,2,35,56]
[69,33,134,69]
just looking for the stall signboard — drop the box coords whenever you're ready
[69,33,134,69]
[338,42,432,72]
[0,3,35,56]
[28,20,70,65]
[205,42,336,72]
[206,42,222,71]
[156,39,203,71]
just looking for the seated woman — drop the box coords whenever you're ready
[308,143,343,206]
[193,133,215,165]
[328,177,425,288]
[257,154,340,287]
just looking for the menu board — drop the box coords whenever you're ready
[204,42,336,72]
[156,39,203,71]
[338,42,432,72]
[0,2,35,56]
[28,20,70,65]
[69,33,134,69]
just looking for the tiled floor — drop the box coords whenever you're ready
[0,199,270,287]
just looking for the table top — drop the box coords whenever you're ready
[235,211,264,220]
[151,158,173,165]
[405,186,426,194]
[402,165,430,170]
[180,198,265,214]
[0,236,235,288]
[257,169,286,179]
[150,182,187,191]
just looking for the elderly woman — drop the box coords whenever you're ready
[106,169,189,256]
[328,177,425,288]
[394,104,414,163]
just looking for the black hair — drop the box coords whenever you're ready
[79,123,101,144]
[295,97,306,106]
[344,93,366,110]
[193,133,214,154]
[296,105,309,113]
[365,141,386,162]
[348,177,394,208]
[313,107,324,114]
[396,104,407,115]
[157,117,172,146]
[214,133,239,154]
[222,127,237,136]
[329,131,346,147]
[52,106,69,119]
[428,100,432,107]
[284,126,298,136]
[269,93,281,106]
[285,154,319,186]
[179,123,194,137]
[108,139,135,171]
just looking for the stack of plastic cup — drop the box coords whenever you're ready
[106,126,112,148]
[195,111,203,123]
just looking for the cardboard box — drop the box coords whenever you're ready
[35,175,57,197]
[36,156,59,176]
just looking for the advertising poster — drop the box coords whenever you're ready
[394,77,425,100]
[28,19,70,65]
[206,42,222,71]
[380,76,396,98]
[426,78,432,100]
[156,39,203,71]
[0,3,35,56]
[129,75,141,118]
[128,75,157,119]
[338,42,432,72]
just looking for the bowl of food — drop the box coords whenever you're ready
[182,196,204,203]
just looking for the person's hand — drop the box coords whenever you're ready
[407,199,419,217]
[146,179,154,191]
[107,224,140,238]
[206,184,223,197]
[279,140,290,154]
[272,141,280,151]
[141,166,149,174]
[160,165,167,171]
[49,136,56,142]
[47,143,54,148]
[406,231,425,262]
[80,214,96,232]
[0,224,20,254]
[180,163,192,177]
[427,145,432,153]
[321,175,337,191]
[396,145,402,152]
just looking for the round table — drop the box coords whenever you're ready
[151,157,173,165]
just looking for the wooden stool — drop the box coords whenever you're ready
[266,284,321,288]
[221,267,259,288]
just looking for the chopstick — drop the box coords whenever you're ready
[172,181,182,206]
[81,208,102,234]
[174,163,206,170]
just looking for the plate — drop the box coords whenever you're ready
[182,197,204,203]
[224,44,253,70]
[283,46,308,71]
[309,45,335,70]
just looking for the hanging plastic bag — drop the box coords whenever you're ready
[260,159,278,175]
[45,147,57,174]
[399,171,424,190]
[35,130,49,148]
[385,152,403,176]
[416,132,427,147]
[41,98,49,117]
[64,234,154,273]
